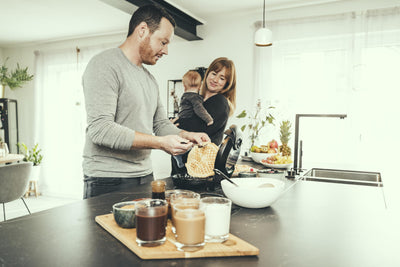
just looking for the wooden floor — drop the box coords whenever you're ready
[0,195,79,222]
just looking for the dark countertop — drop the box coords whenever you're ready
[1,175,399,267]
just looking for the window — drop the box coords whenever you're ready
[254,8,400,171]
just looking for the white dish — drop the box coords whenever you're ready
[221,178,285,208]
[259,161,292,169]
[250,152,277,163]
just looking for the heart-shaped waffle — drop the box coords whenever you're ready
[186,142,219,178]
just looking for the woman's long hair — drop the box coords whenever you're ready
[200,57,237,116]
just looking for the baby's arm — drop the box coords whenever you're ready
[190,97,213,126]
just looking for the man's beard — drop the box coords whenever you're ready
[139,36,156,65]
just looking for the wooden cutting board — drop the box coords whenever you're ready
[95,213,259,259]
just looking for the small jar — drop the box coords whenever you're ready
[151,180,166,200]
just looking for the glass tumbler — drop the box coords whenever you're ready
[200,197,232,242]
[135,199,168,247]
[170,192,200,233]
[173,205,205,251]
[165,189,195,219]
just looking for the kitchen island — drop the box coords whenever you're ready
[0,176,398,267]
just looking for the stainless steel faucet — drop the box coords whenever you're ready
[293,114,347,174]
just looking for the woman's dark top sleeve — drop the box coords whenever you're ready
[177,94,229,145]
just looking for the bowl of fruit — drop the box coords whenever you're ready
[250,120,294,167]
[250,139,279,163]
[260,154,293,169]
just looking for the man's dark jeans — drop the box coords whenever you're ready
[83,174,153,199]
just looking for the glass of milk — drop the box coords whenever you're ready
[200,197,232,242]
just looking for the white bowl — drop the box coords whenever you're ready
[250,152,277,163]
[221,178,285,208]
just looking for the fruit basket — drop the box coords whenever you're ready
[260,154,293,169]
[250,152,276,163]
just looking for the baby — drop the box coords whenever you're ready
[177,70,213,126]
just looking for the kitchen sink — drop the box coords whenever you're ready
[299,168,383,187]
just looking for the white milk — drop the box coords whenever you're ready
[202,203,231,237]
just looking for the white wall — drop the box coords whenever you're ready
[2,11,260,193]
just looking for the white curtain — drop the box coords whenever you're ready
[33,43,117,198]
[254,7,400,173]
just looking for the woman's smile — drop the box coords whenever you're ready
[206,68,227,93]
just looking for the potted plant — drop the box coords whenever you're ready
[236,99,275,151]
[0,57,34,98]
[18,143,43,182]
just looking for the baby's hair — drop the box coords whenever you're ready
[182,70,202,89]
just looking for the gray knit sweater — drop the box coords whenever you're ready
[82,48,180,178]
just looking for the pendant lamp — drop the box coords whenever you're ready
[255,0,272,46]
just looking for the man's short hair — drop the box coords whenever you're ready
[127,5,176,37]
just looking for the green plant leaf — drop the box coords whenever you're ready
[17,142,43,165]
[0,58,34,90]
[236,110,247,118]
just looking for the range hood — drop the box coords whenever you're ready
[101,0,203,41]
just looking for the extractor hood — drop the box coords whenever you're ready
[101,0,203,41]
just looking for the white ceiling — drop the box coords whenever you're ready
[0,0,399,48]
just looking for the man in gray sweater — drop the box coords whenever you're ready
[82,5,209,199]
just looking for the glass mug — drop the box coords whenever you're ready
[173,204,205,251]
[135,199,168,247]
[165,189,195,219]
[170,192,201,233]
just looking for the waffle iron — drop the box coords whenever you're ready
[171,125,243,191]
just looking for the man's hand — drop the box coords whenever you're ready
[158,135,193,156]
[131,131,209,156]
[179,131,211,146]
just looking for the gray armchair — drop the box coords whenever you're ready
[0,162,33,221]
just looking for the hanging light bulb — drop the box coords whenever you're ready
[255,0,272,46]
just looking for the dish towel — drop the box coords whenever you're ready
[173,155,185,168]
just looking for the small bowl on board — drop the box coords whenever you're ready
[112,201,137,228]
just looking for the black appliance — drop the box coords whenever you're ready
[0,98,19,153]
[172,125,243,191]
